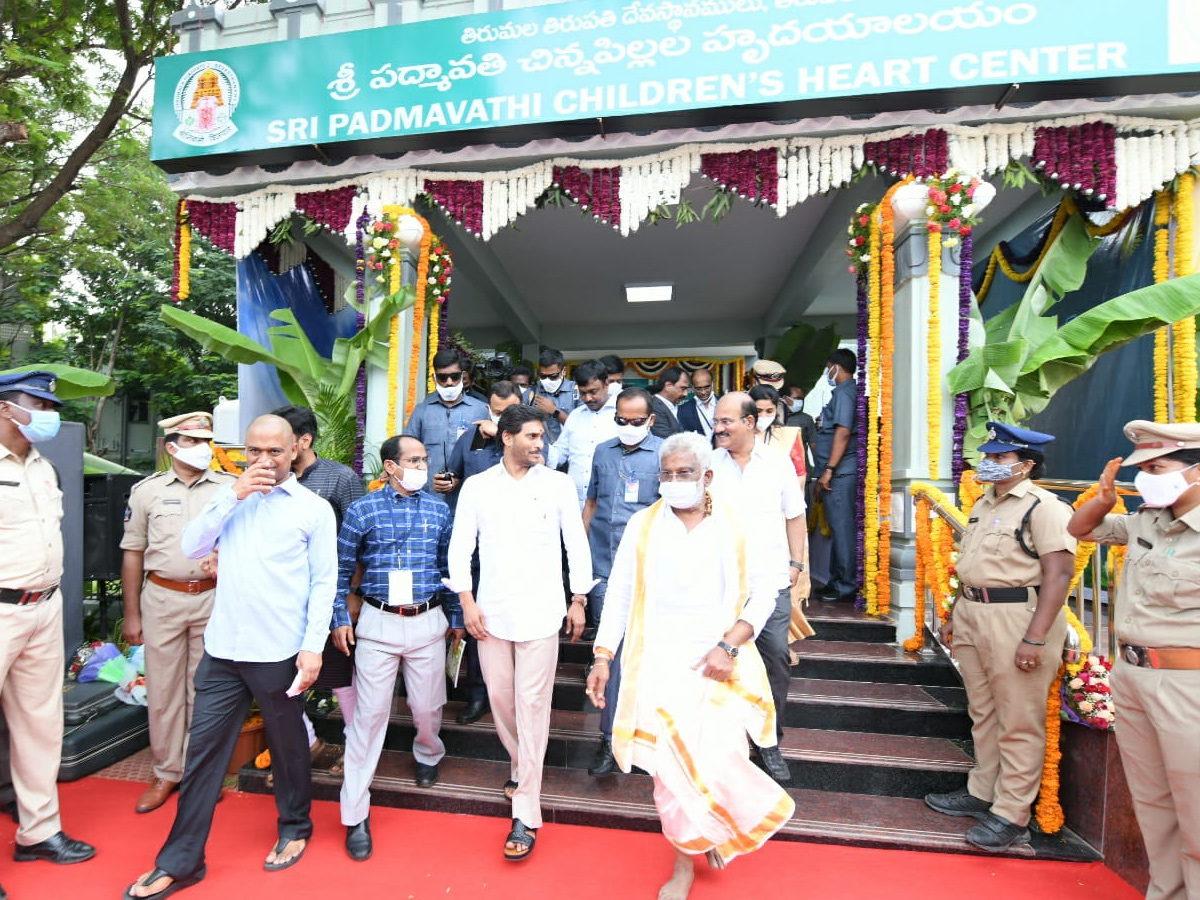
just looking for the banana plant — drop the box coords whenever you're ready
[0,363,115,399]
[947,210,1200,459]
[161,286,415,464]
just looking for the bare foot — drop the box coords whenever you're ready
[128,870,173,898]
[658,850,695,900]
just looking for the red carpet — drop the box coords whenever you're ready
[2,778,1141,900]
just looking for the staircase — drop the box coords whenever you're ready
[239,604,1098,861]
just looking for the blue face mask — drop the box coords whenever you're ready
[975,457,1025,483]
[6,403,60,443]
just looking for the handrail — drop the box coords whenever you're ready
[912,478,1122,660]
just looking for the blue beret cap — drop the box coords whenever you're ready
[977,421,1054,454]
[0,371,62,406]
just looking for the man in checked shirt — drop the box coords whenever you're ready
[330,435,463,862]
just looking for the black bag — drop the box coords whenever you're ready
[59,703,149,781]
[62,680,122,726]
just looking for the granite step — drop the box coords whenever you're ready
[238,748,1098,863]
[801,603,898,644]
[312,698,974,799]
[790,640,961,686]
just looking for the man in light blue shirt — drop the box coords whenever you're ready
[403,349,488,503]
[124,415,337,900]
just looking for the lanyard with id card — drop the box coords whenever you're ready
[387,569,414,607]
[623,477,640,503]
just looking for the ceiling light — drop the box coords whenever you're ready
[625,283,673,303]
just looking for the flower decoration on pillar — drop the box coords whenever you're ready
[1153,190,1174,421]
[846,202,874,276]
[425,235,453,392]
[174,200,190,302]
[352,205,370,475]
[1032,122,1117,206]
[1173,172,1197,422]
[424,180,484,237]
[854,268,870,605]
[699,149,779,207]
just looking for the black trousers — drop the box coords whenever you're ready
[0,707,13,810]
[156,653,312,878]
[754,587,793,740]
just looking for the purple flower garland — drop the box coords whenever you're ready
[854,272,869,608]
[352,205,370,476]
[951,231,973,488]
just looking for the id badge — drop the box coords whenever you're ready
[387,570,413,607]
[456,424,469,441]
[624,478,639,503]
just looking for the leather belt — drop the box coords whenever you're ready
[960,584,1038,603]
[149,573,217,594]
[1120,643,1200,670]
[0,585,57,605]
[362,594,442,617]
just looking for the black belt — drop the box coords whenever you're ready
[960,585,1038,603]
[361,594,442,617]
[0,585,57,605]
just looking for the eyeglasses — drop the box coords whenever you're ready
[434,371,463,384]
[658,468,700,482]
[399,455,430,466]
[756,373,784,382]
[615,416,650,427]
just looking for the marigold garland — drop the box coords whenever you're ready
[926,227,943,477]
[177,201,191,302]
[906,496,930,653]
[862,207,884,612]
[427,300,440,394]
[1035,662,1068,834]
[907,482,967,647]
[1153,190,1173,421]
[958,469,984,515]
[1174,173,1197,422]
[211,445,244,474]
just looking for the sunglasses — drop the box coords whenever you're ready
[434,371,463,384]
[615,416,651,427]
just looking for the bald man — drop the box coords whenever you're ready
[125,416,338,900]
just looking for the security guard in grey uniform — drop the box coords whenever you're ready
[0,371,96,899]
[924,422,1076,852]
[121,412,234,814]
[1070,420,1200,900]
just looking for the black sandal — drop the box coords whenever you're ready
[503,818,536,862]
[123,865,206,900]
[503,779,518,799]
[263,837,307,872]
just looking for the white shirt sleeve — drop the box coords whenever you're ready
[777,453,807,519]
[301,501,338,655]
[547,411,573,470]
[737,565,777,638]
[181,484,239,558]
[447,476,480,594]
[594,511,640,655]
[559,472,594,594]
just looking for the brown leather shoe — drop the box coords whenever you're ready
[135,778,179,814]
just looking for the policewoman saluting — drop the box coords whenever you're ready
[924,423,1077,852]
[1069,421,1200,899]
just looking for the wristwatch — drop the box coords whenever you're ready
[789,560,805,571]
[716,640,739,659]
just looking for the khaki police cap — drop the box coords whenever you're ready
[751,359,787,378]
[158,411,214,440]
[1122,419,1200,466]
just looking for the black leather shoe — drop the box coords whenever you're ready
[757,745,792,783]
[456,699,489,725]
[1,798,17,823]
[587,738,617,778]
[414,762,439,787]
[345,818,372,861]
[925,787,991,819]
[0,878,7,900]
[13,830,95,864]
[965,812,1031,852]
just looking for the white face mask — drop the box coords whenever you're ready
[787,398,803,414]
[168,441,213,471]
[617,422,650,446]
[5,403,61,443]
[390,465,428,492]
[756,414,775,433]
[659,478,705,509]
[825,368,838,388]
[1135,464,1198,508]
[607,381,622,398]
[540,376,564,394]
[489,412,502,425]
[436,382,463,403]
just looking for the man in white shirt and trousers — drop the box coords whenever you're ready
[586,432,794,900]
[449,405,593,862]
[547,359,618,508]
[709,393,808,784]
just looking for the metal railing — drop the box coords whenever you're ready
[913,478,1135,661]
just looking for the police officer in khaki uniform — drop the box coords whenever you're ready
[1070,420,1200,900]
[0,371,95,899]
[925,422,1076,852]
[120,412,234,814]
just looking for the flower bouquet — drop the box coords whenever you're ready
[1061,653,1115,729]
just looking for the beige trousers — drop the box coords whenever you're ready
[952,596,1067,826]
[477,632,559,829]
[141,577,214,782]
[1112,662,1200,900]
[0,592,64,844]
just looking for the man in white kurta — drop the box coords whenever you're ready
[587,433,794,900]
